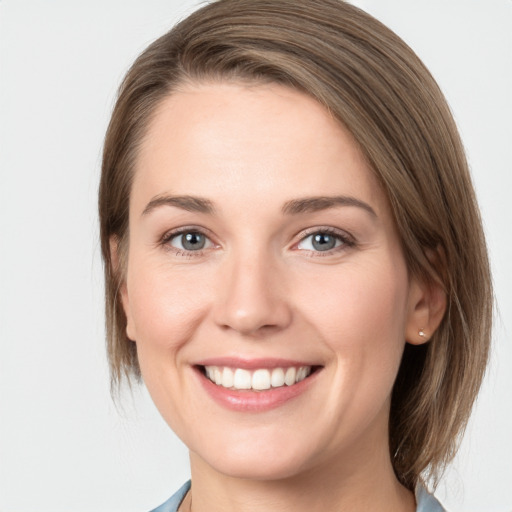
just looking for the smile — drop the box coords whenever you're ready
[195,359,322,411]
[203,366,312,391]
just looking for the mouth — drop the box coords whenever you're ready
[200,365,317,391]
[194,358,323,411]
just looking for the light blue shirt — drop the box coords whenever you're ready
[149,480,447,511]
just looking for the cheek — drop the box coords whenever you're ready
[126,257,212,354]
[296,258,409,387]
[293,259,410,438]
[124,258,214,434]
[300,260,408,336]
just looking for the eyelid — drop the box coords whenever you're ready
[158,225,355,257]
[293,226,356,254]
[159,225,218,256]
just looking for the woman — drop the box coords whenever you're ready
[99,1,492,510]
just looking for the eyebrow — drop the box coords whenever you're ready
[282,196,376,217]
[142,195,215,216]
[141,194,376,218]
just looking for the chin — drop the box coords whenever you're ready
[204,453,311,481]
[189,428,323,481]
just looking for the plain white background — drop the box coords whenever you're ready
[0,1,510,510]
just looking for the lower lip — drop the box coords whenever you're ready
[195,367,320,412]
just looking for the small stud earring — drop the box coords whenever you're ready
[418,329,426,338]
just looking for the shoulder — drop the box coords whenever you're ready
[149,481,191,512]
[149,480,445,512]
[415,484,447,512]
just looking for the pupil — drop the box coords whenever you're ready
[183,232,205,250]
[312,233,335,251]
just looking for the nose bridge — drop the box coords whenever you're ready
[214,243,291,336]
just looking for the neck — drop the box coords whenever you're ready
[187,435,415,512]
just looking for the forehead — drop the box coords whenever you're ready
[132,81,387,217]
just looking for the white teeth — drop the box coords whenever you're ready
[296,366,308,382]
[284,367,296,386]
[271,367,285,387]
[204,365,312,390]
[233,369,252,389]
[252,369,271,390]
[221,367,234,388]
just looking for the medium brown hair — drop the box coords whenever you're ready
[99,0,492,490]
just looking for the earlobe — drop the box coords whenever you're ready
[110,235,137,342]
[405,274,447,345]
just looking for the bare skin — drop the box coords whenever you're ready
[119,81,445,512]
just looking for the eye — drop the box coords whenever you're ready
[166,230,214,253]
[297,229,351,253]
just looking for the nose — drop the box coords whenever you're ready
[213,250,292,337]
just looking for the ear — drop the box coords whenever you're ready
[405,272,447,346]
[110,236,137,342]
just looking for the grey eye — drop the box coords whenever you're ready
[312,233,337,251]
[297,232,343,252]
[170,232,210,251]
[183,232,205,250]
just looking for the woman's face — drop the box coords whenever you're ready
[121,82,427,480]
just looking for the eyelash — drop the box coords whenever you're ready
[295,227,355,257]
[160,226,355,258]
[160,226,214,258]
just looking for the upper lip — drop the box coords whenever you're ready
[194,357,322,370]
